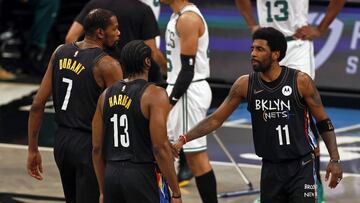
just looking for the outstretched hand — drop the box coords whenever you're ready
[171,137,186,158]
[27,150,43,180]
[325,162,343,189]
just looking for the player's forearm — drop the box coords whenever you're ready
[186,115,222,142]
[28,105,45,152]
[153,143,181,196]
[321,131,340,160]
[318,0,346,33]
[169,56,194,105]
[92,147,105,193]
[235,0,258,29]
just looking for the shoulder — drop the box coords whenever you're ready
[296,71,312,87]
[234,74,250,88]
[229,74,249,99]
[178,11,203,27]
[144,84,168,100]
[97,55,120,68]
[296,71,314,97]
[142,84,168,105]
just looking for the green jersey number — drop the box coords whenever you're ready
[166,50,173,72]
[265,0,289,22]
[153,0,160,7]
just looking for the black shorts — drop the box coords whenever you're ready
[104,161,160,203]
[260,153,317,203]
[53,127,99,203]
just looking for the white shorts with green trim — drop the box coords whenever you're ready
[166,80,212,153]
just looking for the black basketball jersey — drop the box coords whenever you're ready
[247,67,316,162]
[52,43,106,132]
[102,79,155,163]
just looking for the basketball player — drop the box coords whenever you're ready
[161,0,217,202]
[65,0,167,79]
[27,9,123,203]
[92,40,181,203]
[235,0,345,78]
[173,27,343,203]
[236,1,346,201]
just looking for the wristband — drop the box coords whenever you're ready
[330,159,341,164]
[179,134,187,144]
[172,194,181,199]
[316,118,334,134]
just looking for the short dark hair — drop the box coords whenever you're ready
[252,27,287,61]
[121,40,152,77]
[83,8,115,36]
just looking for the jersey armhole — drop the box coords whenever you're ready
[176,10,206,38]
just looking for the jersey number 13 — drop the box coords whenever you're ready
[110,114,130,147]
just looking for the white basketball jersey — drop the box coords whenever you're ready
[165,4,210,84]
[256,0,309,36]
[140,0,161,20]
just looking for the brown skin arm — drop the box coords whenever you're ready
[141,85,181,200]
[294,0,346,40]
[297,72,343,188]
[65,21,84,43]
[92,90,106,198]
[173,75,249,152]
[27,45,62,180]
[144,39,167,76]
[93,55,123,89]
[177,11,203,55]
[235,0,259,33]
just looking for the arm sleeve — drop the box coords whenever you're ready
[169,54,195,105]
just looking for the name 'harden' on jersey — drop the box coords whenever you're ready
[102,79,155,163]
[247,67,317,162]
[52,43,107,132]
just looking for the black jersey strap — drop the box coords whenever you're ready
[92,50,108,66]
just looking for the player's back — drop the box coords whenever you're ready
[52,43,106,132]
[102,79,155,163]
[256,0,308,37]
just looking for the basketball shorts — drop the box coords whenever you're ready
[166,80,212,153]
[261,153,317,203]
[53,126,99,203]
[104,161,160,203]
[280,40,315,79]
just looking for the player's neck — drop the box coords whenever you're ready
[126,74,148,82]
[80,37,104,49]
[171,1,191,13]
[260,64,282,82]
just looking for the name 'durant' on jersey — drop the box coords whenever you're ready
[59,58,86,75]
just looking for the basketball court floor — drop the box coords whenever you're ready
[1,81,359,203]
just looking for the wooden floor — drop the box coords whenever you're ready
[0,143,359,203]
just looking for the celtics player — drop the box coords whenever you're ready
[161,0,217,202]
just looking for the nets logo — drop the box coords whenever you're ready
[282,86,292,96]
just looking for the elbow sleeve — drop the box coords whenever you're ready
[169,54,195,105]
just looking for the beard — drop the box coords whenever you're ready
[252,57,272,73]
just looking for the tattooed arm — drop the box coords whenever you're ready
[173,75,249,150]
[297,72,342,188]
